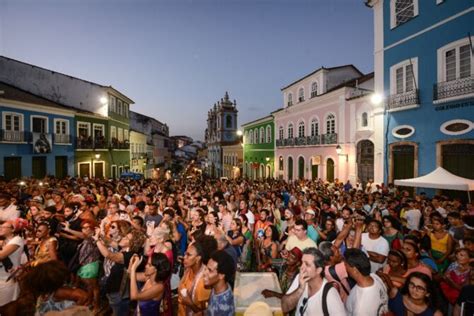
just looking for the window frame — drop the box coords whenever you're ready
[298,87,305,102]
[310,117,319,137]
[390,0,419,29]
[77,121,91,138]
[109,95,116,113]
[266,125,272,143]
[287,123,294,139]
[30,115,49,134]
[436,37,473,83]
[298,121,305,138]
[287,93,293,106]
[259,127,265,144]
[325,114,336,135]
[311,82,318,98]
[279,126,284,140]
[92,123,105,140]
[110,126,117,140]
[2,112,24,132]
[53,118,69,140]
[390,57,419,95]
[440,119,473,136]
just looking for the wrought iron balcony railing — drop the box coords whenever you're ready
[433,76,473,101]
[386,89,419,110]
[0,130,27,142]
[276,133,336,147]
[75,136,108,149]
[53,134,71,144]
[111,138,130,149]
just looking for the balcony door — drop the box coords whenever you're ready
[4,157,21,180]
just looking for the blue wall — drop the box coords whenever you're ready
[0,105,75,177]
[382,1,474,181]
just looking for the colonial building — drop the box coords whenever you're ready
[205,92,238,178]
[273,65,379,183]
[367,0,473,194]
[222,142,243,179]
[130,129,149,176]
[0,56,134,179]
[242,115,275,179]
[0,82,76,179]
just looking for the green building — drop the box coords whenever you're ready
[242,115,274,179]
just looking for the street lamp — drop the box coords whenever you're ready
[371,93,383,106]
[95,153,101,160]
[336,145,348,162]
[265,157,270,162]
[236,130,243,136]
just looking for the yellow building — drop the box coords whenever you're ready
[130,129,148,176]
[222,143,243,179]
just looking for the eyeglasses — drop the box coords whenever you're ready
[299,297,308,315]
[408,282,426,293]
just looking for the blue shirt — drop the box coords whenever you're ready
[207,284,235,316]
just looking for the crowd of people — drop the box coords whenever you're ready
[0,174,472,316]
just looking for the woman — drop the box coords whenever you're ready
[96,229,147,316]
[383,215,404,250]
[429,214,453,272]
[204,211,219,237]
[317,217,337,242]
[0,220,25,315]
[439,248,471,305]
[26,205,42,230]
[76,219,101,312]
[177,241,210,316]
[401,240,432,279]
[129,253,172,316]
[382,249,408,288]
[30,222,58,266]
[384,272,442,316]
[257,225,279,272]
[226,219,245,259]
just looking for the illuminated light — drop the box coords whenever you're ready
[371,93,383,105]
[236,130,243,136]
[100,97,108,105]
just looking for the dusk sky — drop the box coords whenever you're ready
[1,0,373,141]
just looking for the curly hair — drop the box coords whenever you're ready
[128,229,147,253]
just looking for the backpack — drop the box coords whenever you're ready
[322,281,336,316]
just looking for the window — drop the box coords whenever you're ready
[253,128,258,144]
[244,131,249,144]
[288,93,293,106]
[118,128,123,141]
[249,130,253,144]
[124,129,129,141]
[298,88,304,102]
[3,112,23,132]
[326,114,336,134]
[226,115,232,128]
[266,125,272,143]
[392,125,415,138]
[78,122,90,138]
[109,95,116,113]
[311,118,319,136]
[288,123,294,139]
[279,126,284,140]
[123,103,129,117]
[55,119,68,135]
[440,119,473,136]
[32,116,48,133]
[93,124,104,140]
[279,156,284,171]
[443,43,471,82]
[391,0,418,28]
[259,127,265,143]
[110,126,116,140]
[117,99,123,115]
[311,82,318,98]
[390,58,418,95]
[298,121,305,138]
[361,112,368,127]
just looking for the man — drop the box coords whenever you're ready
[254,209,272,239]
[282,248,346,315]
[361,219,389,272]
[0,193,19,221]
[344,248,388,316]
[304,209,320,243]
[144,203,163,232]
[336,207,352,233]
[403,199,422,231]
[285,219,317,252]
[236,200,254,230]
[203,250,236,316]
[217,200,233,233]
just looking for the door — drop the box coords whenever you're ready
[32,156,47,179]
[266,165,271,179]
[94,162,104,179]
[311,164,318,180]
[55,156,68,179]
[298,157,305,179]
[79,163,90,178]
[4,157,21,180]
[357,140,374,185]
[111,165,117,179]
[288,157,293,181]
[392,145,415,194]
[326,158,335,182]
[442,143,474,202]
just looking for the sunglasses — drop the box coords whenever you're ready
[299,297,308,315]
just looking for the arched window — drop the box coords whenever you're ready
[311,118,319,136]
[288,123,294,139]
[253,128,258,144]
[288,93,293,106]
[326,114,336,134]
[298,88,304,102]
[226,115,232,128]
[244,131,249,144]
[266,125,272,143]
[259,127,265,143]
[279,126,284,140]
[298,121,305,138]
[311,82,318,98]
[249,130,253,144]
[361,112,368,127]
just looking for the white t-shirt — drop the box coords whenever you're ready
[345,273,388,316]
[287,276,347,316]
[404,208,422,231]
[0,204,20,222]
[0,236,24,306]
[235,210,255,228]
[361,233,389,273]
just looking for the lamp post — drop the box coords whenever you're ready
[91,153,100,178]
[336,145,348,162]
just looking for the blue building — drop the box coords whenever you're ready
[0,82,76,180]
[368,0,473,195]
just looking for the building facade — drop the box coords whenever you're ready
[242,115,275,179]
[205,92,238,178]
[0,82,75,179]
[222,143,243,179]
[130,129,148,176]
[368,0,473,191]
[273,65,380,184]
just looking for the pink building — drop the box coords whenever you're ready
[273,65,380,184]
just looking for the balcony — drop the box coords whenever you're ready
[53,134,71,144]
[132,152,147,159]
[433,76,474,102]
[111,138,130,150]
[386,89,419,111]
[276,133,336,147]
[75,136,108,149]
[0,130,28,142]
